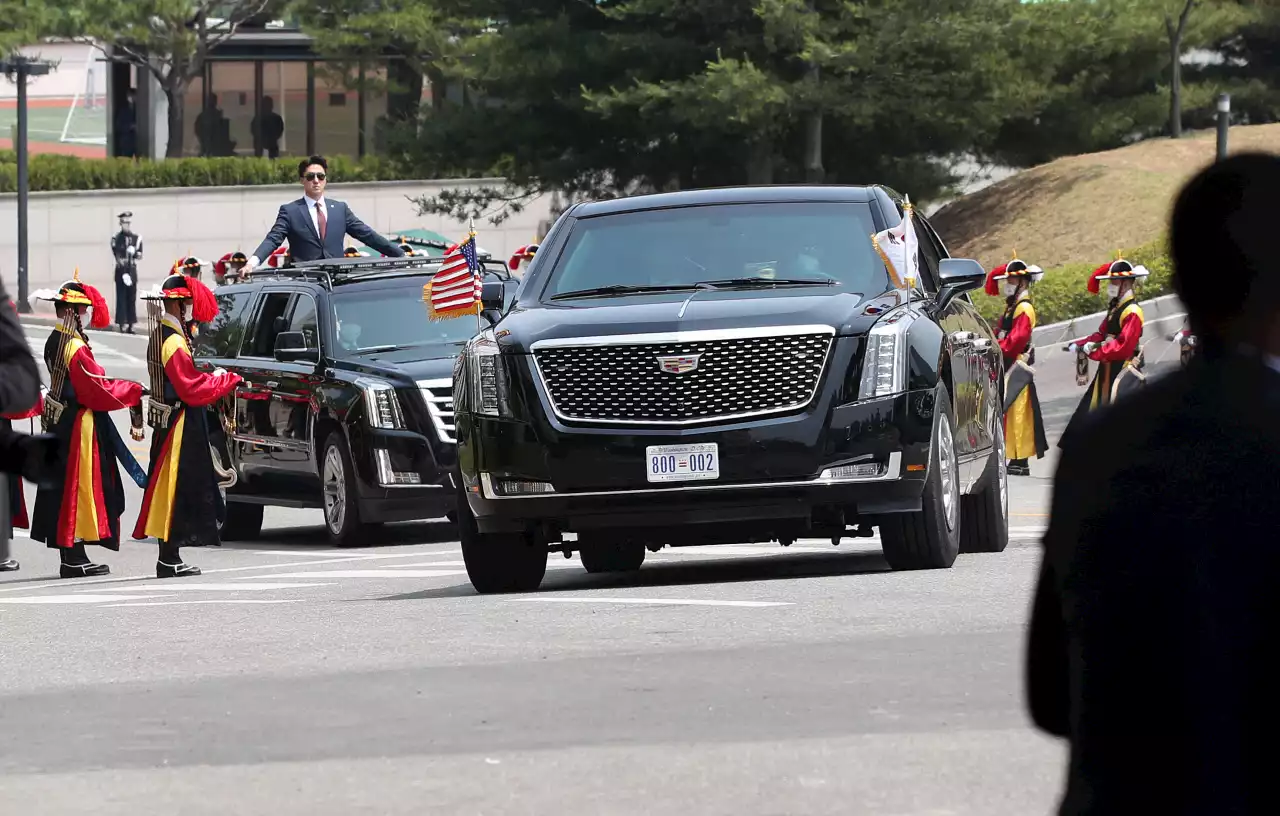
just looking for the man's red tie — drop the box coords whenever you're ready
[315,202,327,240]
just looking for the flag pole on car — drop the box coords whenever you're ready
[423,218,484,327]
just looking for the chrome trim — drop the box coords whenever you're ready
[478,452,901,500]
[531,326,836,426]
[529,324,836,350]
[231,433,310,452]
[416,378,456,443]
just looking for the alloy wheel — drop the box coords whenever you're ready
[323,446,346,535]
[938,417,959,533]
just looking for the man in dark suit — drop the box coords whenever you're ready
[247,155,404,269]
[1027,153,1280,814]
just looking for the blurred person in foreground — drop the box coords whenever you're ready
[0,277,55,572]
[1027,153,1280,814]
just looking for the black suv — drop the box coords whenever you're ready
[452,186,1008,593]
[197,255,516,545]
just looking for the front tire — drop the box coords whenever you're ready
[879,387,961,570]
[959,418,1010,554]
[321,432,378,548]
[456,472,547,594]
[578,536,646,574]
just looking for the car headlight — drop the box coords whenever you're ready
[466,329,512,417]
[858,312,910,399]
[355,377,405,429]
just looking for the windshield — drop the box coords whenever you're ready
[545,202,888,298]
[330,279,496,357]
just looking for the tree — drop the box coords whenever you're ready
[290,0,476,134]
[407,0,1036,225]
[55,0,275,157]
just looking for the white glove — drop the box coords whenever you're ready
[1083,342,1099,354]
[126,245,137,256]
[1067,342,1079,353]
[212,367,227,377]
[122,273,133,288]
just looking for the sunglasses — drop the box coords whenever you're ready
[304,172,326,181]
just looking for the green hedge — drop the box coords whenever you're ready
[0,154,414,193]
[972,237,1173,327]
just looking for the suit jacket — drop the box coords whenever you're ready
[0,276,40,416]
[252,197,404,263]
[1027,351,1280,815]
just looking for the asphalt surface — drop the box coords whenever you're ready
[0,322,1185,815]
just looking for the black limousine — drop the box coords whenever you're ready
[452,186,1009,593]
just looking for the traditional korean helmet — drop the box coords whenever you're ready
[1087,258,1150,294]
[396,238,417,256]
[141,273,219,323]
[344,246,362,258]
[266,245,291,268]
[508,243,539,272]
[984,254,1044,296]
[33,268,110,328]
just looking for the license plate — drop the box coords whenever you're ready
[646,443,719,483]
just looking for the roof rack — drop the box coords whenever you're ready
[255,255,512,289]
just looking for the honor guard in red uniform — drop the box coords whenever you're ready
[1061,258,1149,445]
[986,256,1049,475]
[29,274,147,578]
[214,251,249,285]
[508,243,539,272]
[133,274,241,577]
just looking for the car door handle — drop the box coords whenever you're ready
[951,331,975,343]
[971,338,992,351]
[266,381,279,389]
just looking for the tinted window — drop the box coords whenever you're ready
[241,292,293,357]
[914,220,942,294]
[194,291,251,358]
[546,202,888,297]
[330,278,511,357]
[288,293,319,349]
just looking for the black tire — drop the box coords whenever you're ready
[221,501,264,541]
[456,473,547,593]
[320,432,378,548]
[959,419,1010,554]
[578,536,646,574]
[879,387,961,570]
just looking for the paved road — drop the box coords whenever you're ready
[0,322,1182,815]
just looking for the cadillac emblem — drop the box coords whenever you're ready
[656,354,702,374]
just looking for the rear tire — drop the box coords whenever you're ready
[879,387,961,570]
[578,537,646,574]
[456,472,547,594]
[221,501,264,541]
[960,419,1009,554]
[321,432,379,548]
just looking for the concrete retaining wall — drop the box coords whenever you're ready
[0,178,554,312]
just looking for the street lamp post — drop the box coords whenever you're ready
[1216,93,1231,162]
[0,55,54,314]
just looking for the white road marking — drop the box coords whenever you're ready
[240,570,467,579]
[77,582,333,592]
[100,599,307,608]
[0,594,162,605]
[509,597,793,608]
[92,345,146,366]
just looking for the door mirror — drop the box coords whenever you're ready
[274,330,318,363]
[480,279,507,326]
[936,258,987,312]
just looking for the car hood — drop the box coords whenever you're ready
[495,288,896,352]
[332,344,462,384]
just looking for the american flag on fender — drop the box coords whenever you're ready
[424,231,483,320]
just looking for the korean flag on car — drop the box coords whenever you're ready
[870,198,919,290]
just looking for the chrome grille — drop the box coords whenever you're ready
[533,328,834,424]
[416,379,455,443]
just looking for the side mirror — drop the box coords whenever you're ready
[481,280,505,311]
[936,258,986,312]
[274,330,318,363]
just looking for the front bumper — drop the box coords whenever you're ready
[459,390,937,535]
[346,425,456,522]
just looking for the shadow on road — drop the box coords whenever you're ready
[376,547,892,602]
[221,519,460,552]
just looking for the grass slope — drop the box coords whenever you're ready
[932,124,1280,272]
